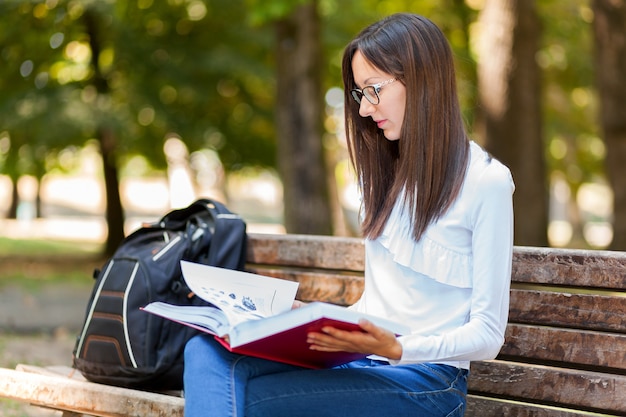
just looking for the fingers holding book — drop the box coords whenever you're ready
[306,319,403,361]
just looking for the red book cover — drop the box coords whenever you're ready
[142,262,410,369]
[215,317,370,369]
[144,301,411,369]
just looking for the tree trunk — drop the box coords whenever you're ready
[592,0,626,250]
[35,159,45,218]
[476,0,548,246]
[35,177,42,218]
[4,150,19,219]
[99,127,125,254]
[84,8,125,255]
[274,1,332,235]
[8,175,18,219]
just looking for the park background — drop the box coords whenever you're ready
[1,0,625,415]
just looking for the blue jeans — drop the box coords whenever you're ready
[183,334,468,417]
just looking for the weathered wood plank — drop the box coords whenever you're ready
[466,395,598,417]
[17,364,86,380]
[509,289,626,332]
[0,368,184,417]
[469,360,626,414]
[247,233,365,271]
[512,246,626,289]
[500,324,626,370]
[246,267,363,306]
[61,411,83,417]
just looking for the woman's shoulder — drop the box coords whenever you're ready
[467,141,515,193]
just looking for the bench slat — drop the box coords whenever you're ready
[513,246,626,290]
[510,289,626,332]
[0,368,184,417]
[466,395,595,417]
[500,324,626,370]
[247,234,365,271]
[246,267,361,306]
[469,360,626,414]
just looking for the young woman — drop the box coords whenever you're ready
[183,13,514,417]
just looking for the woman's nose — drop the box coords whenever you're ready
[358,99,375,117]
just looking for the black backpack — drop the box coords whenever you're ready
[73,198,247,390]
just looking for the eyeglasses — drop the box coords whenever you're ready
[350,78,397,105]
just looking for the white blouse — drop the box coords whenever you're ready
[350,141,515,370]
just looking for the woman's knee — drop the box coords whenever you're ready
[185,334,207,357]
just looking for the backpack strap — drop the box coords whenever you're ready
[159,199,248,270]
[207,208,247,270]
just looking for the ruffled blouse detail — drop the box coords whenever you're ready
[378,199,473,289]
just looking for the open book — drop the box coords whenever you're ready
[142,261,410,369]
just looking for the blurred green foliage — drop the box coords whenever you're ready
[0,0,598,194]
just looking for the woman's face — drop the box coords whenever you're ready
[351,50,406,141]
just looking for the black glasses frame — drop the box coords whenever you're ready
[350,78,397,105]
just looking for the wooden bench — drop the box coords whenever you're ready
[1,233,625,416]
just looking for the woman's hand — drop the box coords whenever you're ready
[306,319,403,360]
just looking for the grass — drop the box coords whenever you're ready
[0,237,102,257]
[0,237,104,289]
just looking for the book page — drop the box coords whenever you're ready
[229,301,411,347]
[142,302,231,337]
[180,261,299,328]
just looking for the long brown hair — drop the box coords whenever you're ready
[342,13,469,242]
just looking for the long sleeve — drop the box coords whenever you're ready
[352,142,515,369]
[396,157,514,365]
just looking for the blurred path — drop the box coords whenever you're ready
[0,283,91,333]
